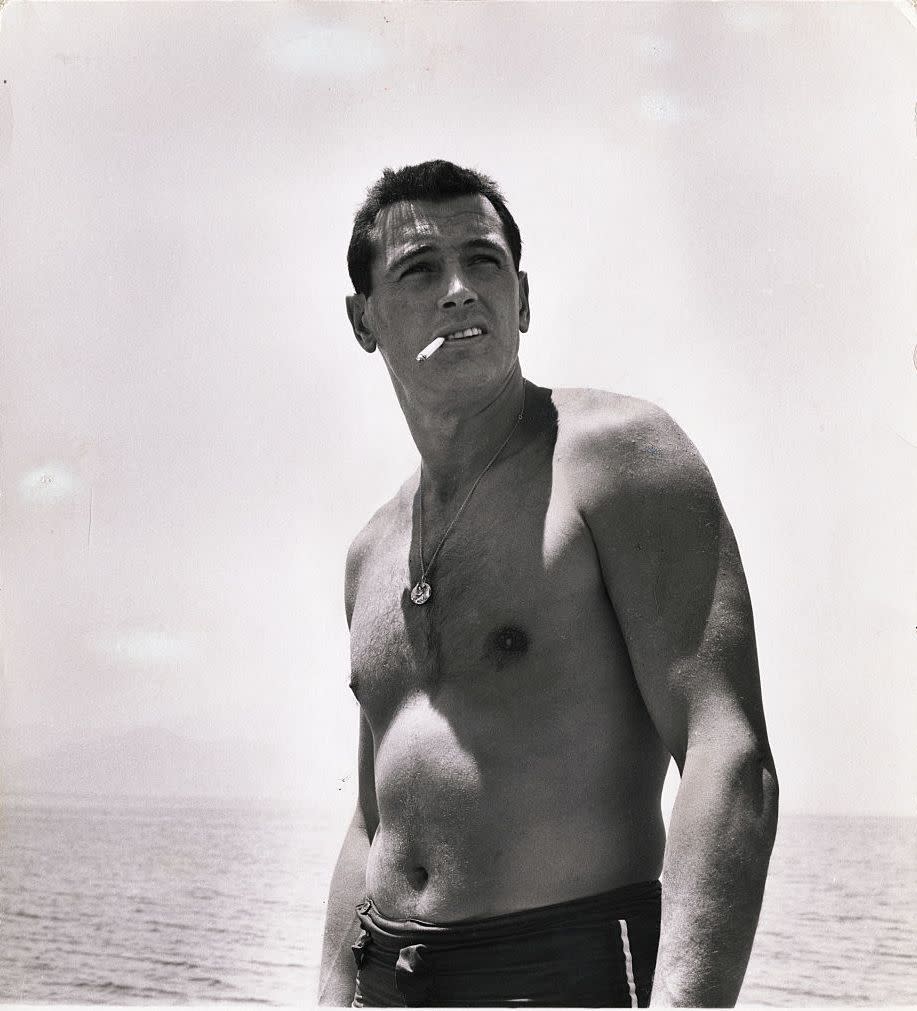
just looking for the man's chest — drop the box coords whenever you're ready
[348,473,612,722]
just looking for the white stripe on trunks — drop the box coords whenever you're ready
[618,917,638,1008]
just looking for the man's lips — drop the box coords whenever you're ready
[437,325,487,341]
[416,324,488,362]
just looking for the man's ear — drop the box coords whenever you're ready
[518,271,531,334]
[346,293,376,353]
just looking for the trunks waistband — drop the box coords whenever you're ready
[356,879,661,951]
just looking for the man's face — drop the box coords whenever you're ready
[347,194,529,400]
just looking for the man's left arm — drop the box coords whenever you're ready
[580,400,778,1007]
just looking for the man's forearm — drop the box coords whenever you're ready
[318,810,372,1007]
[651,745,778,1007]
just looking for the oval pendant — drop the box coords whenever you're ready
[410,580,432,605]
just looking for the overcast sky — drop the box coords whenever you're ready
[1,2,914,817]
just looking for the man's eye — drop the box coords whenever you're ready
[401,263,433,278]
[470,255,499,266]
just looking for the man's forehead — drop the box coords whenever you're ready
[373,195,507,257]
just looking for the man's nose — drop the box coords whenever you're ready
[438,270,478,311]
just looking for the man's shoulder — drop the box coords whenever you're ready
[344,474,416,608]
[552,387,687,468]
[347,480,412,560]
[549,387,723,581]
[551,387,669,438]
[549,387,714,512]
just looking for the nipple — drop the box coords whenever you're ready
[493,626,529,654]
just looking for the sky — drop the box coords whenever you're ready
[0,2,914,818]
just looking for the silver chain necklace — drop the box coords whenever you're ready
[410,384,526,605]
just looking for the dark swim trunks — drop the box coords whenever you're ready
[351,879,661,1007]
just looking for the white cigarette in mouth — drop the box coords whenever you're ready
[416,336,446,362]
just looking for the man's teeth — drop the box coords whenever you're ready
[445,327,483,340]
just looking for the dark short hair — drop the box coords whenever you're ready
[347,159,522,296]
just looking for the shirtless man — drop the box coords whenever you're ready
[318,160,778,1007]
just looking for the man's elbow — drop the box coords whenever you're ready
[687,736,779,840]
[728,742,779,850]
[747,743,778,817]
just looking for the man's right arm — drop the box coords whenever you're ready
[318,713,378,1006]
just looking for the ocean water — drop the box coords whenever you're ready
[741,814,916,1005]
[0,798,328,1005]
[0,801,914,1005]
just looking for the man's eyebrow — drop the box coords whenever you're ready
[387,244,436,274]
[463,238,507,256]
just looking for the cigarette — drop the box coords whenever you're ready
[416,336,446,362]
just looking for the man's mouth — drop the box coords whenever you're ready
[416,325,487,362]
[443,326,485,341]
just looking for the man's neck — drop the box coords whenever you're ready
[401,367,527,504]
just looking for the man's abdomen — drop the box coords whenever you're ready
[365,688,668,922]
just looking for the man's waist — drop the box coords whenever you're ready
[357,879,661,952]
[351,882,662,1007]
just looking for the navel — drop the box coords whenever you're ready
[407,866,429,890]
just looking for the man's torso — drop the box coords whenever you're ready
[348,386,669,922]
